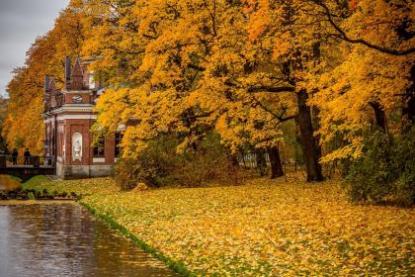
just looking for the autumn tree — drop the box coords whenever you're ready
[232,0,330,181]
[3,2,86,153]
[306,0,415,162]
[239,0,414,176]
[82,0,326,181]
[84,0,289,179]
[5,0,413,186]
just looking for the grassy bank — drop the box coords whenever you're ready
[24,176,415,276]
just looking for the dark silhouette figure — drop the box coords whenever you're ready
[24,148,31,166]
[12,149,18,165]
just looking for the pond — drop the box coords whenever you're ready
[0,203,176,277]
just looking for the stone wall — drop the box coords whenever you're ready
[56,161,113,179]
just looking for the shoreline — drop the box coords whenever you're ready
[0,200,75,206]
[0,198,190,275]
[0,197,191,276]
[81,202,194,277]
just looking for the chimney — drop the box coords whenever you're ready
[49,77,56,91]
[65,56,72,89]
[44,75,51,112]
[71,57,85,90]
[44,75,50,92]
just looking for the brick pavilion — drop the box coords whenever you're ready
[43,57,122,179]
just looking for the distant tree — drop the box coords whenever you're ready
[0,97,9,153]
[2,5,86,154]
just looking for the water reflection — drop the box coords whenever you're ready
[0,204,176,277]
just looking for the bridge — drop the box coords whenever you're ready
[0,155,55,182]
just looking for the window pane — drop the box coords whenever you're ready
[93,137,105,158]
[115,132,123,157]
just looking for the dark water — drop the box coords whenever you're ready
[0,204,176,277]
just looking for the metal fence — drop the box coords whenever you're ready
[237,151,300,172]
[237,152,271,169]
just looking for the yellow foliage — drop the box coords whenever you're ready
[3,6,86,153]
[4,0,415,165]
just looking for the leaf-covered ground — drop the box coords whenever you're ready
[0,175,22,191]
[25,176,415,276]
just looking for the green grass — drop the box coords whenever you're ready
[8,175,22,183]
[22,175,51,189]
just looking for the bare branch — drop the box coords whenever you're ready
[247,85,295,93]
[250,94,297,122]
[314,0,415,56]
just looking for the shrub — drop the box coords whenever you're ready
[27,191,35,200]
[114,133,241,190]
[344,128,415,206]
[393,128,415,206]
[344,130,396,203]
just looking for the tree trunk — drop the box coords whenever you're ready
[255,149,267,177]
[267,147,284,179]
[229,153,239,167]
[369,102,388,131]
[296,89,324,182]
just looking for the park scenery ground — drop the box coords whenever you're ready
[24,175,415,276]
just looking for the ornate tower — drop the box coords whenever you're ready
[43,57,117,179]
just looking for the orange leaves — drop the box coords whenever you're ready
[247,2,271,42]
[6,0,414,164]
[271,32,293,60]
[348,0,362,11]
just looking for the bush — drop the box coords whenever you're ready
[114,133,241,190]
[114,158,145,190]
[345,130,396,203]
[344,128,415,206]
[394,128,415,206]
[27,191,35,200]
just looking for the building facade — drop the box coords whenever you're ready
[43,57,120,179]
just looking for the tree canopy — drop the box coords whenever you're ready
[3,0,415,181]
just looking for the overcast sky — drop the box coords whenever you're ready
[0,0,69,97]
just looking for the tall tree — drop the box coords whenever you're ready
[3,4,87,153]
